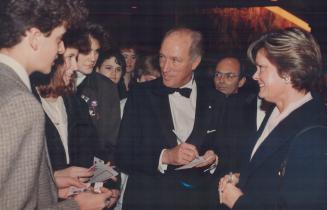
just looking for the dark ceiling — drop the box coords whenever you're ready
[86,0,327,65]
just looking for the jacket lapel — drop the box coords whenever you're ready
[241,99,317,183]
[187,84,213,149]
[151,79,176,148]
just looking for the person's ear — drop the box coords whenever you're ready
[238,77,246,88]
[26,27,42,51]
[191,56,202,71]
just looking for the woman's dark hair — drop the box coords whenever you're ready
[32,54,75,98]
[97,50,126,76]
[31,28,80,98]
[247,27,322,92]
[70,22,111,55]
[0,0,88,48]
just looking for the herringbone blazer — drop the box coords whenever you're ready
[0,63,78,210]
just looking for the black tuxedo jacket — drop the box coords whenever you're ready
[116,77,221,210]
[77,72,121,162]
[234,97,327,210]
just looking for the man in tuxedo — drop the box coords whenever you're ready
[0,0,112,209]
[116,27,219,210]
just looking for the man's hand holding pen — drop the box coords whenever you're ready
[165,129,218,168]
[162,142,199,165]
[161,143,218,169]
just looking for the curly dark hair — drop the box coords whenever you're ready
[69,22,111,55]
[0,0,88,48]
[96,50,126,76]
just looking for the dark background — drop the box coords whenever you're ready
[86,0,327,75]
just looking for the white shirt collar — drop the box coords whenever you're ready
[76,71,86,87]
[0,53,31,91]
[180,74,194,89]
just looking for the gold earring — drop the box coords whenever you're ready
[284,76,290,84]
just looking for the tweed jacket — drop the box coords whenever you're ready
[0,63,78,209]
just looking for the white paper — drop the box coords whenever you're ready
[175,156,206,170]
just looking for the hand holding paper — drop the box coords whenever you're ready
[89,157,119,183]
[175,150,218,171]
[175,156,206,170]
[162,143,199,166]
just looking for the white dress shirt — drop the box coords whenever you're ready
[41,96,70,164]
[158,76,197,173]
[76,71,86,87]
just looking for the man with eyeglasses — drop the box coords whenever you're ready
[213,56,256,180]
[213,55,272,182]
[214,57,246,96]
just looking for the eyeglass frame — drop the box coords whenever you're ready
[214,71,240,80]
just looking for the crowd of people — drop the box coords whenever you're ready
[1,0,327,210]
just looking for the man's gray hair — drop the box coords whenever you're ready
[163,27,203,60]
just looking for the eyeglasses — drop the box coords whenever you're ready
[214,71,240,80]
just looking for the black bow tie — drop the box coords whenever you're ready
[166,87,192,98]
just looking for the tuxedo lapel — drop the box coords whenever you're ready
[152,79,176,148]
[187,84,212,148]
[158,95,177,148]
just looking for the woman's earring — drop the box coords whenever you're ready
[282,75,291,84]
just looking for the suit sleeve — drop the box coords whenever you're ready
[116,86,164,175]
[41,200,80,210]
[0,93,45,209]
[97,80,121,162]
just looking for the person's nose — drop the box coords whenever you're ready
[127,57,133,65]
[112,69,117,76]
[252,69,259,81]
[90,51,97,62]
[161,59,170,73]
[58,41,65,54]
[71,59,78,72]
[217,75,226,83]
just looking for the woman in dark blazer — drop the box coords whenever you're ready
[219,28,327,210]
